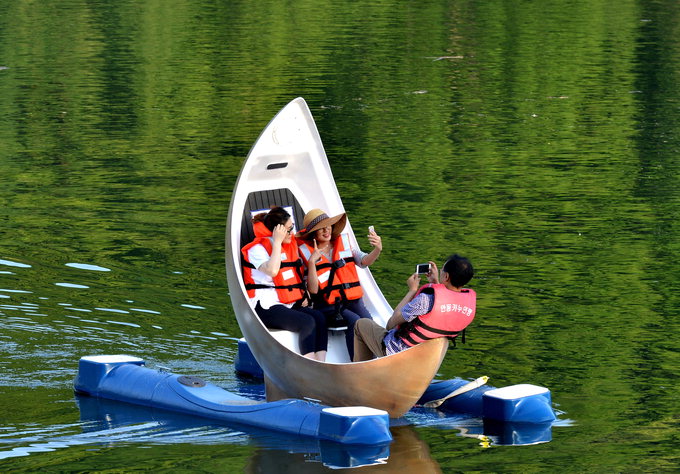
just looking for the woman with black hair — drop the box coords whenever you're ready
[241,206,328,361]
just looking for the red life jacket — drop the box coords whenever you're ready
[396,283,476,347]
[299,233,363,304]
[241,221,305,304]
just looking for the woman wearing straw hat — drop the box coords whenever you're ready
[296,209,382,359]
[242,206,328,361]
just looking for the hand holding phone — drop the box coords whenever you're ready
[366,226,382,255]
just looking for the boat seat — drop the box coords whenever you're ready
[268,329,300,353]
[268,328,350,363]
[240,188,305,248]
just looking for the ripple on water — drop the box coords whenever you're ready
[54,283,90,289]
[0,305,38,312]
[64,263,111,272]
[129,308,161,314]
[95,308,129,314]
[0,417,250,461]
[0,259,32,268]
[180,304,205,310]
[105,320,141,328]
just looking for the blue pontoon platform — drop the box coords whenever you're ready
[74,355,392,446]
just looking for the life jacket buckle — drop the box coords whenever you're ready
[332,259,346,269]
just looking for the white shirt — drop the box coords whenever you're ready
[247,243,294,310]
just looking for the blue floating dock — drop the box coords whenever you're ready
[483,384,555,423]
[76,395,392,468]
[417,378,557,423]
[74,355,392,446]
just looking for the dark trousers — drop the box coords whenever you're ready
[316,298,372,360]
[255,302,328,355]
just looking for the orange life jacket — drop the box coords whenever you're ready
[396,283,476,347]
[299,233,363,304]
[241,221,305,304]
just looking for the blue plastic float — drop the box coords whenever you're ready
[77,395,392,468]
[75,348,559,448]
[74,355,392,446]
[416,378,557,423]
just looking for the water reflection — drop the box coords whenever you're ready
[422,417,555,448]
[75,396,457,472]
[76,396,392,470]
[246,426,441,473]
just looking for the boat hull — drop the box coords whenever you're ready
[226,98,448,417]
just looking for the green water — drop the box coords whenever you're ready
[1,0,679,471]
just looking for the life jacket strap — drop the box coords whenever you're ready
[319,257,358,301]
[327,281,361,291]
[396,317,461,345]
[332,258,347,269]
[242,257,256,269]
[314,256,352,271]
[241,254,302,271]
[412,318,461,337]
[244,282,305,291]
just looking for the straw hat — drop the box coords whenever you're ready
[296,209,347,240]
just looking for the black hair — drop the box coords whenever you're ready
[253,206,291,231]
[443,254,474,287]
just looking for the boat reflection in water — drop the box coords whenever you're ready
[403,407,558,448]
[246,426,441,473]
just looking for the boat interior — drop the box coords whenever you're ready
[240,187,354,363]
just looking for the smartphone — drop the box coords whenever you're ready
[416,263,430,274]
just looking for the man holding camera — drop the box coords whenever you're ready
[353,254,476,361]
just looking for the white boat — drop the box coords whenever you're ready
[225,97,448,417]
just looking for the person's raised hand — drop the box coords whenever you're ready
[367,228,382,251]
[309,239,322,264]
[272,224,288,245]
[407,273,421,292]
[427,261,439,284]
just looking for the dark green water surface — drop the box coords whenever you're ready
[1,0,679,471]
